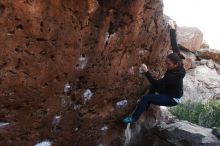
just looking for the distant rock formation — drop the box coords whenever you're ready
[177,27,203,52]
[173,28,220,102]
[197,48,220,64]
[183,65,220,102]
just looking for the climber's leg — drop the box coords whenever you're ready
[123,94,177,123]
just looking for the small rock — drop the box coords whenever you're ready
[200,41,210,48]
[104,32,110,43]
[200,59,207,65]
[128,66,135,75]
[100,125,108,133]
[139,66,144,74]
[0,122,9,128]
[116,99,128,108]
[191,61,197,69]
[83,89,93,104]
[206,59,215,69]
[35,140,52,146]
[52,115,62,125]
[73,104,81,110]
[76,54,88,70]
[64,83,71,93]
[183,58,193,70]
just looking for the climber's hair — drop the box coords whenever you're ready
[167,53,182,65]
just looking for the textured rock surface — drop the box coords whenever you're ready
[124,106,176,146]
[183,65,220,102]
[200,41,210,49]
[177,27,203,52]
[153,120,220,146]
[181,49,197,70]
[0,0,171,145]
[124,108,220,146]
[214,63,220,75]
[197,48,220,64]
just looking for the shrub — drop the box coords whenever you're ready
[169,100,220,128]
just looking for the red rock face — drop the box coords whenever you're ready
[0,0,170,145]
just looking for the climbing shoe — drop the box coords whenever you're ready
[123,116,135,124]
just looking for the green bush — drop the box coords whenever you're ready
[169,100,220,128]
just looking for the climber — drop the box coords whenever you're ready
[168,20,185,59]
[123,53,186,124]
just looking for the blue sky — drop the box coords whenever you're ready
[163,0,220,50]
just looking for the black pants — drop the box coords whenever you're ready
[132,93,177,121]
[131,87,178,121]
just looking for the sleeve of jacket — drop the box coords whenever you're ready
[144,71,178,88]
[170,29,180,54]
[144,72,165,88]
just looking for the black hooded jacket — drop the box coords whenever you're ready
[144,63,186,98]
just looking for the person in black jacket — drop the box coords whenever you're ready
[123,53,186,124]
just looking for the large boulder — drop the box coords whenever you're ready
[153,120,220,146]
[177,27,203,52]
[0,0,171,145]
[183,65,220,102]
[197,48,220,64]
